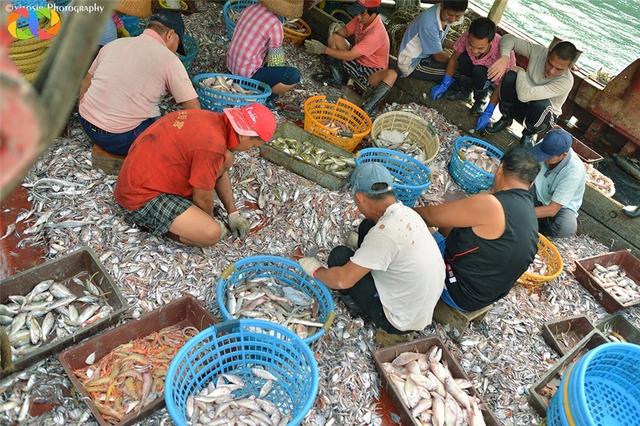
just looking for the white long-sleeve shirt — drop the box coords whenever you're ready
[499,34,574,116]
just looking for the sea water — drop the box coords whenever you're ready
[471,0,640,76]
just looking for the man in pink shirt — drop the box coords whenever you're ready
[79,11,199,156]
[430,18,515,115]
[304,0,397,114]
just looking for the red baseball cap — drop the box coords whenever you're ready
[348,0,381,15]
[223,103,276,142]
[359,0,381,7]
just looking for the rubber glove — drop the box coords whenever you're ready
[328,22,343,35]
[475,103,496,131]
[304,39,327,55]
[430,75,455,101]
[299,257,322,277]
[216,219,228,240]
[229,211,250,238]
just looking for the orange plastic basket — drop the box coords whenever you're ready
[303,95,372,152]
[284,19,311,45]
[517,233,564,290]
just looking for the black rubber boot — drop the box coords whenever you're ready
[470,90,489,115]
[362,82,392,115]
[486,115,513,134]
[445,87,471,101]
[311,58,344,87]
[520,121,552,147]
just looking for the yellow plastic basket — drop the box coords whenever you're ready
[517,233,564,290]
[283,19,311,46]
[303,95,372,152]
[371,111,440,163]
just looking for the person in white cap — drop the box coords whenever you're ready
[114,103,277,247]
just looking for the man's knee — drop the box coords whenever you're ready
[471,65,488,87]
[548,209,578,238]
[328,246,355,267]
[283,67,301,85]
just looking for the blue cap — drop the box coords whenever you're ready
[531,128,573,161]
[351,162,395,195]
[149,10,186,55]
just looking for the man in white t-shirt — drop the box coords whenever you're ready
[298,163,445,334]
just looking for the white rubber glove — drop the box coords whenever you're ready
[229,211,250,238]
[298,257,323,277]
[216,219,228,240]
[328,21,343,35]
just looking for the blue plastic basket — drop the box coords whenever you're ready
[223,0,258,39]
[448,136,503,194]
[178,34,199,71]
[548,342,640,426]
[120,15,144,37]
[355,148,432,207]
[165,319,319,426]
[214,255,335,345]
[193,73,272,112]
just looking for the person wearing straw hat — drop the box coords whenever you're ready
[226,0,303,104]
[114,103,276,247]
[303,0,397,115]
[79,11,200,157]
[298,163,445,335]
[415,146,540,312]
[529,128,586,238]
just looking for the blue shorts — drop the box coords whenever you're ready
[251,66,300,87]
[80,115,157,156]
[440,288,466,312]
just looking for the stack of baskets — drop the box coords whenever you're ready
[178,34,199,71]
[223,0,257,39]
[355,148,432,207]
[371,111,440,163]
[283,19,312,45]
[165,319,319,426]
[212,255,335,345]
[449,136,503,194]
[517,233,564,290]
[304,95,372,152]
[8,37,53,82]
[547,342,640,425]
[193,73,271,112]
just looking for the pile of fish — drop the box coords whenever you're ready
[225,277,323,340]
[458,145,500,174]
[1,274,113,360]
[583,163,615,197]
[375,129,429,163]
[200,76,258,95]
[526,254,548,276]
[382,346,486,425]
[284,19,308,33]
[591,264,640,306]
[322,120,350,133]
[270,137,355,177]
[186,368,289,426]
[73,325,199,424]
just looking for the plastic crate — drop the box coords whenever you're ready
[223,0,257,39]
[178,33,198,71]
[164,319,319,426]
[303,95,372,152]
[548,342,640,425]
[542,316,596,356]
[355,148,432,207]
[193,73,271,112]
[596,313,640,345]
[212,255,335,344]
[371,111,440,164]
[517,233,564,290]
[448,136,503,194]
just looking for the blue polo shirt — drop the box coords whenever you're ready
[397,4,449,76]
[534,149,586,214]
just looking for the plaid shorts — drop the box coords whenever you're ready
[343,60,383,88]
[123,194,191,236]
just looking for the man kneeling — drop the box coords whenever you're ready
[304,0,397,114]
[114,104,276,247]
[298,163,445,333]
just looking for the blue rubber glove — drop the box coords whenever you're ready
[430,75,455,101]
[475,103,496,131]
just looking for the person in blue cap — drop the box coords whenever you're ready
[530,128,586,238]
[298,163,445,336]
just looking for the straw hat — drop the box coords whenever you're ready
[260,0,303,19]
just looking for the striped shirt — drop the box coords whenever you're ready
[226,3,283,77]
